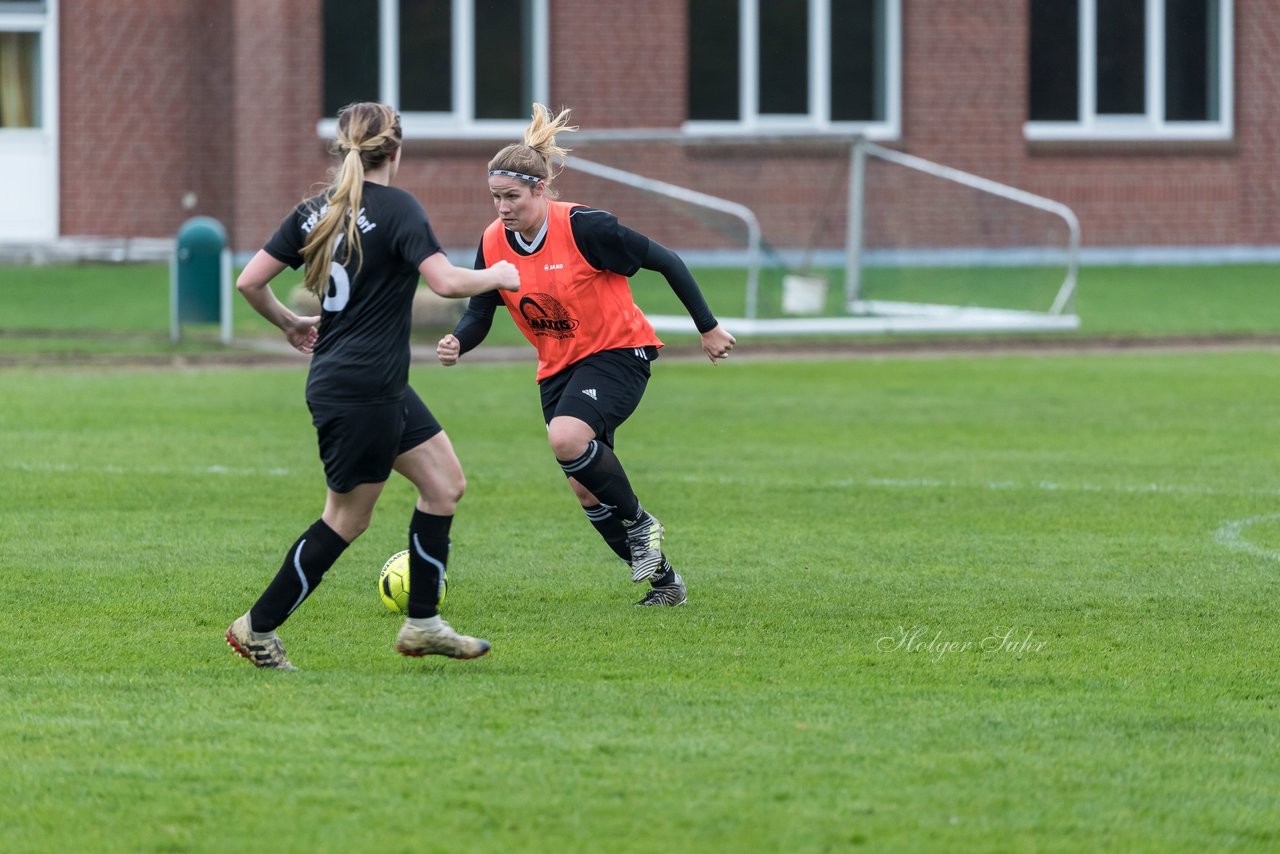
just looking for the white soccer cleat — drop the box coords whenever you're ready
[226,612,298,670]
[395,619,491,660]
[625,511,666,583]
[636,573,688,607]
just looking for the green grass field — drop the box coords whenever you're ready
[2,339,1279,850]
[3,262,1279,850]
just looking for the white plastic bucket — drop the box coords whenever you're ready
[781,274,828,315]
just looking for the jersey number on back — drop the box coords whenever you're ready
[323,233,351,312]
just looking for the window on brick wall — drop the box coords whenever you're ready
[321,0,548,138]
[687,0,900,138]
[1027,0,1232,140]
[0,30,39,128]
[0,0,55,241]
[0,2,46,129]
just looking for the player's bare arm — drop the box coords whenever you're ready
[236,249,320,355]
[420,254,520,298]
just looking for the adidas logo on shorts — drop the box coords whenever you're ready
[581,388,598,400]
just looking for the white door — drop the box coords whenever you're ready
[0,2,57,242]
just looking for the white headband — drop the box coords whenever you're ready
[489,169,543,184]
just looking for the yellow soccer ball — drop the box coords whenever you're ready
[378,551,410,614]
[378,550,446,614]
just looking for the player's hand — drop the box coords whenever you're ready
[284,315,320,355]
[492,259,521,292]
[437,333,461,367]
[701,324,736,365]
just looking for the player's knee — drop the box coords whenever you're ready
[423,472,465,514]
[548,426,590,460]
[445,471,466,506]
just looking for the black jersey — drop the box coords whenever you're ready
[264,183,443,404]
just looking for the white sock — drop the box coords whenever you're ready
[407,615,443,631]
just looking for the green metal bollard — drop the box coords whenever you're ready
[171,216,231,343]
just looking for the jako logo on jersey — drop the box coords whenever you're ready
[543,263,564,271]
[518,293,579,339]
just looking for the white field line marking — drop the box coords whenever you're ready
[673,473,1280,499]
[13,461,1280,559]
[1215,515,1280,562]
[681,473,1280,561]
[858,477,1280,498]
[13,461,1280,504]
[6,461,294,477]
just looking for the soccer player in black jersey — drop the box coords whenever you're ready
[437,104,735,607]
[226,102,519,669]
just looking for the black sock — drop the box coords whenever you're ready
[408,510,452,618]
[651,556,676,587]
[250,519,349,633]
[558,440,642,523]
[584,503,631,561]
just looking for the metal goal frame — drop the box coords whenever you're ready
[564,133,1081,336]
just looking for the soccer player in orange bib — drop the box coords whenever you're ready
[436,104,735,606]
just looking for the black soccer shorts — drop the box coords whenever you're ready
[538,346,657,448]
[308,385,444,493]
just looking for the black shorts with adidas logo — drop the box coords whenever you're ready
[538,346,657,448]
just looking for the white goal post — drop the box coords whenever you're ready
[846,140,1080,322]
[562,134,1081,336]
[563,155,766,320]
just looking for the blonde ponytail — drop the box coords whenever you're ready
[301,103,402,297]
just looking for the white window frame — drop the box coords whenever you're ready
[0,0,58,241]
[318,0,549,140]
[0,2,55,135]
[1025,0,1233,141]
[684,0,901,140]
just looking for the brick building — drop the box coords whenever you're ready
[1,0,1275,258]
